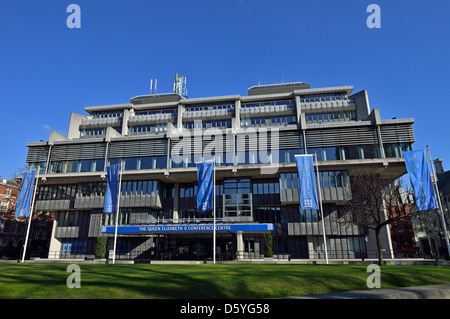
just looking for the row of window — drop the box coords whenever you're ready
[40,169,348,203]
[36,143,413,174]
[60,238,135,254]
[81,127,123,137]
[109,156,167,170]
[37,180,161,200]
[58,235,366,255]
[171,153,235,168]
[91,110,124,119]
[80,128,108,137]
[50,159,106,174]
[61,238,87,253]
[183,120,232,130]
[241,99,295,109]
[300,93,347,103]
[253,206,287,224]
[129,124,169,134]
[252,179,280,195]
[240,116,297,127]
[135,109,177,116]
[305,111,356,122]
[308,145,380,161]
[280,171,350,190]
[58,211,80,226]
[185,103,234,112]
[101,208,173,226]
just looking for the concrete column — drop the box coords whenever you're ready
[235,100,241,130]
[295,95,302,126]
[177,104,184,131]
[173,183,179,222]
[306,236,314,259]
[121,108,132,136]
[48,219,61,259]
[67,113,87,139]
[236,231,244,260]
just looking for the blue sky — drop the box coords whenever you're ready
[0,0,449,178]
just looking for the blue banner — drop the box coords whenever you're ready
[104,164,120,214]
[295,155,319,210]
[403,150,437,211]
[196,161,214,212]
[16,170,36,218]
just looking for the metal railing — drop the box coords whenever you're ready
[30,248,448,261]
[136,217,248,224]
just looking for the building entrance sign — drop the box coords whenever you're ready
[102,223,273,234]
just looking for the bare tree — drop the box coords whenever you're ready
[8,164,29,182]
[342,170,416,265]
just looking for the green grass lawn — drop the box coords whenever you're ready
[0,263,449,299]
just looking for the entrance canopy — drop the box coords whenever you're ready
[101,223,273,235]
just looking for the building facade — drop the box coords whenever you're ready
[0,177,25,258]
[24,81,415,261]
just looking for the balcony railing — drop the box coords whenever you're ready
[136,217,250,224]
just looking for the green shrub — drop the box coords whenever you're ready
[95,237,107,259]
[263,233,273,258]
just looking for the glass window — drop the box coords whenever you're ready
[360,145,379,159]
[274,181,280,193]
[307,148,324,161]
[93,159,105,172]
[292,172,298,189]
[258,181,264,194]
[343,146,359,160]
[137,181,142,195]
[140,157,154,169]
[269,181,275,194]
[286,173,292,189]
[263,182,269,194]
[124,157,138,170]
[322,171,330,187]
[152,180,158,194]
[323,147,339,161]
[71,161,79,172]
[329,171,336,187]
[155,156,167,169]
[79,160,92,172]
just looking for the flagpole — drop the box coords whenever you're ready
[213,156,216,264]
[112,161,123,264]
[314,152,329,264]
[21,168,39,263]
[426,146,450,257]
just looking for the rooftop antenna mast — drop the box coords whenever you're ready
[150,78,158,94]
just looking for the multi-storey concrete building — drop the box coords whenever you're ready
[24,80,415,261]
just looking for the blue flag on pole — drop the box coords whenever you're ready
[403,150,437,211]
[16,170,36,218]
[295,155,319,210]
[104,164,120,214]
[196,161,214,212]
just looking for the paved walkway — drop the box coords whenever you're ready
[283,284,450,299]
